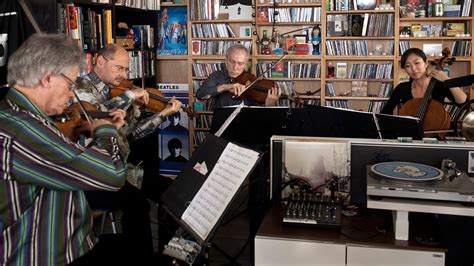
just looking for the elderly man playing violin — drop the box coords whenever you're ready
[196,43,281,108]
[73,43,182,262]
[0,33,134,265]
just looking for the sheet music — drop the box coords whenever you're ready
[214,102,245,137]
[181,142,259,241]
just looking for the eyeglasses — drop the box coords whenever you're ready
[103,57,130,74]
[59,74,78,91]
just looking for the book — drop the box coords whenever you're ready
[271,61,286,78]
[351,15,363,36]
[192,40,201,55]
[356,0,377,10]
[399,26,412,37]
[445,22,465,36]
[285,38,297,54]
[256,7,269,23]
[400,0,426,17]
[336,62,347,78]
[443,4,461,17]
[239,26,252,37]
[351,81,368,96]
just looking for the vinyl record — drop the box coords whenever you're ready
[370,162,444,182]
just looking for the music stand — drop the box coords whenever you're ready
[301,105,381,138]
[375,113,423,140]
[211,106,297,146]
[160,134,262,263]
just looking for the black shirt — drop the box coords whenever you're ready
[381,79,460,114]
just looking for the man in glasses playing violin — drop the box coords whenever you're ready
[73,44,182,262]
[196,43,281,108]
[0,33,133,265]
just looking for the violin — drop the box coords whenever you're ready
[55,101,111,142]
[232,71,285,104]
[111,80,195,117]
[232,71,301,105]
[399,48,455,136]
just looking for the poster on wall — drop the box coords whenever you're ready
[158,83,190,176]
[157,7,188,55]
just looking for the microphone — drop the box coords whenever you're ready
[444,74,474,89]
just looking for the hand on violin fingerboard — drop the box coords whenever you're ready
[159,97,182,117]
[131,87,150,106]
[265,87,281,107]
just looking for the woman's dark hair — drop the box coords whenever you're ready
[401,48,427,67]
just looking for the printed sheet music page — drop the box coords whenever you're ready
[181,142,259,241]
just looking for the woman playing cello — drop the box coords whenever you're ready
[381,48,466,116]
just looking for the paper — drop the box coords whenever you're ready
[193,161,208,175]
[181,142,259,241]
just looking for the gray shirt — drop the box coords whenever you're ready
[196,69,254,109]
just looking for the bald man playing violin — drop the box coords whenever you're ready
[196,43,281,109]
[73,44,182,262]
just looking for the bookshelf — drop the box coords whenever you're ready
[153,0,473,152]
[57,0,159,87]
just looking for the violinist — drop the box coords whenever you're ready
[74,44,181,262]
[0,33,129,265]
[196,43,281,108]
[381,48,466,115]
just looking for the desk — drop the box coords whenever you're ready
[255,204,446,266]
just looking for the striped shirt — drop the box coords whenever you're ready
[0,88,127,265]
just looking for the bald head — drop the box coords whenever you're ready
[94,44,130,87]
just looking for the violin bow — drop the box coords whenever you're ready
[244,54,287,90]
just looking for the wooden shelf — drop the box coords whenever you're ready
[325,56,395,60]
[326,96,390,100]
[400,17,473,22]
[400,37,473,41]
[326,9,395,14]
[191,19,252,23]
[326,78,393,82]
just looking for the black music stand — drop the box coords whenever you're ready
[211,106,298,146]
[160,134,262,264]
[376,113,424,140]
[301,105,381,138]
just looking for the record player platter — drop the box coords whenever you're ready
[367,161,474,203]
[370,162,444,182]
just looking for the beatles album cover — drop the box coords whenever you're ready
[158,83,190,176]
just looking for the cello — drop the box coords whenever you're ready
[399,48,455,135]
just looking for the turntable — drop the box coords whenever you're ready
[367,161,474,240]
[367,161,474,203]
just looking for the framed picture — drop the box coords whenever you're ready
[158,7,188,55]
[239,26,252,38]
[285,37,297,54]
[293,34,307,44]
[192,40,201,55]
